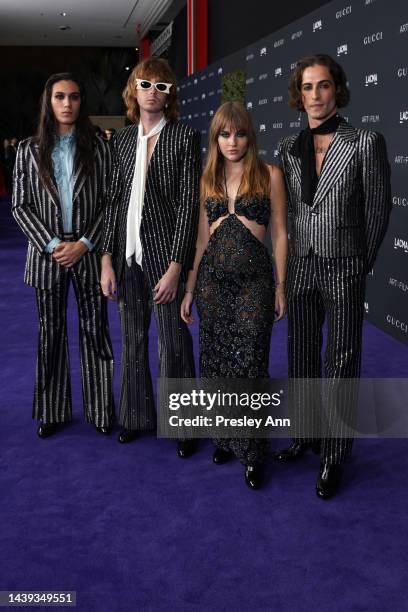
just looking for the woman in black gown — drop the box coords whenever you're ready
[181,102,288,489]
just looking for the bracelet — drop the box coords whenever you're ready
[185,289,194,294]
[275,280,285,286]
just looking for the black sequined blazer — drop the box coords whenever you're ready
[102,121,201,287]
[12,136,112,290]
[278,119,392,271]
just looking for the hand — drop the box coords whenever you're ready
[274,285,286,321]
[180,292,194,324]
[153,263,181,305]
[100,257,117,300]
[52,241,87,267]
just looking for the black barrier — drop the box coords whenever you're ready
[178,0,408,346]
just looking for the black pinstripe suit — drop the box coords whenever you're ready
[102,121,201,430]
[12,136,114,427]
[279,119,392,463]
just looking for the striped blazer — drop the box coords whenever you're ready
[12,136,112,290]
[102,121,201,288]
[278,119,392,271]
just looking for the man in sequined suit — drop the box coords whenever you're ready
[276,54,391,498]
[100,58,201,457]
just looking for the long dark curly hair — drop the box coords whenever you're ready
[36,72,95,185]
[288,54,350,111]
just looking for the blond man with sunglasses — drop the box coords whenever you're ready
[101,58,201,457]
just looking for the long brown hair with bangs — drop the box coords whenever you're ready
[201,102,270,202]
[123,57,179,123]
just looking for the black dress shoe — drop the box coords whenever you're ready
[245,463,264,490]
[118,429,138,444]
[177,439,198,458]
[316,463,343,500]
[95,424,112,435]
[213,448,234,465]
[274,440,321,462]
[37,423,58,438]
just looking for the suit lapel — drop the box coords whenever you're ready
[123,125,139,184]
[29,143,61,209]
[312,121,358,206]
[72,159,87,202]
[287,147,301,190]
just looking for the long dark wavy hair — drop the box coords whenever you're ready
[36,72,95,185]
[288,54,350,111]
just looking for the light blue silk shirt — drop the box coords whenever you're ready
[45,129,93,253]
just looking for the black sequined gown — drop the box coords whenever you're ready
[195,195,275,465]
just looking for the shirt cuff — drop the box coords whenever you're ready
[45,237,62,253]
[79,236,94,251]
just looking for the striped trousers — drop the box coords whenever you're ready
[117,259,195,431]
[286,252,366,464]
[34,266,114,427]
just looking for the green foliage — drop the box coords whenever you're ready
[221,70,246,103]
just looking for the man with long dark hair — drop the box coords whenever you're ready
[275,55,392,498]
[12,72,114,437]
[100,58,201,457]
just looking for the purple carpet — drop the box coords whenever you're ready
[1,198,408,611]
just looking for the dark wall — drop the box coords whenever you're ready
[167,6,188,80]
[167,0,333,78]
[208,0,332,63]
[0,47,138,141]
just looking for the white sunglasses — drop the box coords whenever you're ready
[136,79,173,94]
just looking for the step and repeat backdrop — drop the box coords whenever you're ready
[178,0,408,346]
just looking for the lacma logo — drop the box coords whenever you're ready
[275,67,282,77]
[247,102,253,109]
[400,111,408,124]
[394,237,408,253]
[336,5,352,18]
[337,44,348,56]
[260,47,267,56]
[259,124,266,133]
[365,74,378,86]
[364,32,383,44]
[313,19,323,32]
